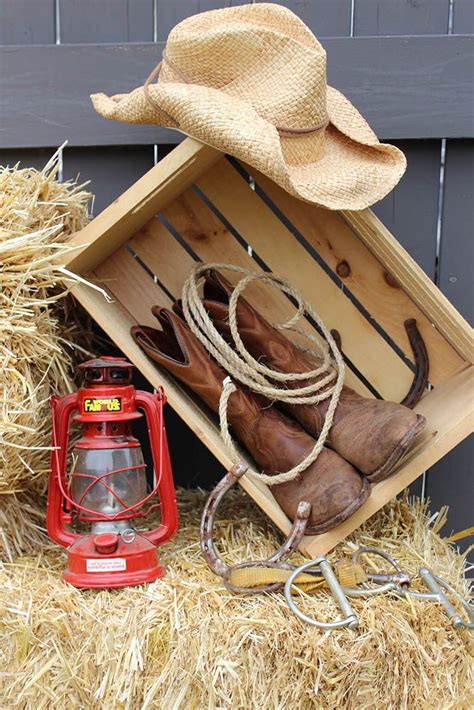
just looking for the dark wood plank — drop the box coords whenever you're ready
[59,0,156,215]
[372,140,441,278]
[438,140,474,324]
[0,0,55,45]
[426,435,473,554]
[255,0,352,37]
[59,0,154,43]
[453,0,474,34]
[156,0,233,42]
[1,36,473,148]
[63,145,153,217]
[354,0,449,35]
[0,148,55,171]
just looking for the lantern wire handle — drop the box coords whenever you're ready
[50,396,166,522]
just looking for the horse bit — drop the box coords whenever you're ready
[201,464,473,632]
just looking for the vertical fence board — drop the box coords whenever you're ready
[438,140,474,323]
[0,0,56,169]
[453,0,474,34]
[59,0,155,215]
[427,437,474,548]
[354,0,449,35]
[156,0,233,42]
[62,146,153,215]
[256,0,352,36]
[427,140,474,548]
[371,141,440,277]
[59,0,154,43]
[0,148,56,172]
[0,0,55,44]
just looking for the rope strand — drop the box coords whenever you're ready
[181,263,345,486]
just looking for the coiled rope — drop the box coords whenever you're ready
[181,263,345,485]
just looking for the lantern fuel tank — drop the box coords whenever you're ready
[47,357,178,589]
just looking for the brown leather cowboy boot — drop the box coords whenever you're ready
[131,308,369,534]
[199,270,426,483]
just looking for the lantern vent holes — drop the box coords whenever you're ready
[111,369,127,380]
[84,369,102,382]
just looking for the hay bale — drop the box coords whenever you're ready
[1,489,472,709]
[0,149,91,553]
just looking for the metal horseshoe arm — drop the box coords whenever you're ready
[200,463,311,588]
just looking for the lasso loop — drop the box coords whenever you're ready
[181,263,345,486]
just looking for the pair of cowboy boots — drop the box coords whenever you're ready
[131,271,425,533]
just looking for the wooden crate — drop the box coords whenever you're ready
[62,138,473,557]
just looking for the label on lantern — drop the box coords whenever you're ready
[83,397,122,414]
[86,558,127,572]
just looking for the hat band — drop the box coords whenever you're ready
[144,52,329,138]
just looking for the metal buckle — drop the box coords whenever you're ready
[284,556,359,630]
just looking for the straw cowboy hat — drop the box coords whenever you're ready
[91,3,406,210]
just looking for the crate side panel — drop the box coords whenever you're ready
[249,166,465,387]
[195,159,414,401]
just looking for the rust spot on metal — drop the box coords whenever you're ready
[384,272,400,288]
[336,260,351,278]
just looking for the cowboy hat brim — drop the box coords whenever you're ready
[92,82,405,211]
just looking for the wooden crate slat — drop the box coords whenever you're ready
[195,158,414,401]
[129,217,197,299]
[250,167,465,387]
[94,247,173,327]
[342,208,474,363]
[159,187,374,397]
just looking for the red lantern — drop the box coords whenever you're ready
[47,357,178,589]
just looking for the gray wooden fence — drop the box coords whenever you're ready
[1,0,472,537]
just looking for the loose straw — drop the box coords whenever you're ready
[181,263,345,485]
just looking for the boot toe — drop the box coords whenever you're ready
[330,402,426,480]
[272,448,370,534]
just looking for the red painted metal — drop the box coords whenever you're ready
[64,533,164,588]
[47,357,178,588]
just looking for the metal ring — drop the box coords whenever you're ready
[284,557,358,630]
[121,529,136,544]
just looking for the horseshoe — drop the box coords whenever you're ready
[401,319,429,408]
[200,463,311,591]
[331,320,429,408]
